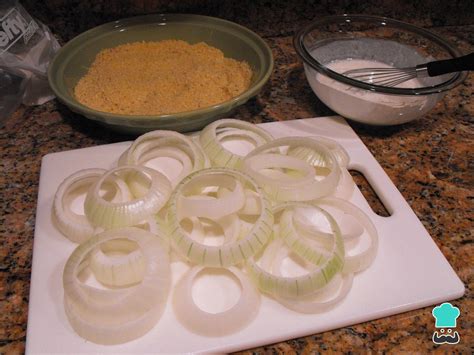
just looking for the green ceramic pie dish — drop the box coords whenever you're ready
[48,14,273,134]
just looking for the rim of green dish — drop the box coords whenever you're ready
[48,14,274,125]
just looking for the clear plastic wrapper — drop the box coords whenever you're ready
[0,0,60,126]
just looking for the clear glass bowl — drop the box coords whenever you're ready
[294,15,467,125]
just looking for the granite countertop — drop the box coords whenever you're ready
[1,1,473,353]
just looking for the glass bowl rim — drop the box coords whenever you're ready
[293,14,467,95]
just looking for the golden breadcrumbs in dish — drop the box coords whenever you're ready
[74,40,253,115]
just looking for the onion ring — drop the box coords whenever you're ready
[200,119,273,169]
[173,266,260,337]
[84,166,171,229]
[166,168,273,267]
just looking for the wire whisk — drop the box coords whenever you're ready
[343,52,474,87]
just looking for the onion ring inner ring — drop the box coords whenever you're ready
[173,266,260,337]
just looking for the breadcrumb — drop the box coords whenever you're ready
[74,40,253,115]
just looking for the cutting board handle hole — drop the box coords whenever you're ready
[349,169,391,217]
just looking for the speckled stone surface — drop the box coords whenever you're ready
[0,1,473,354]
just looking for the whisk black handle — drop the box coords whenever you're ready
[422,52,474,77]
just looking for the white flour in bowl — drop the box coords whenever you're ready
[325,59,426,88]
[306,58,440,125]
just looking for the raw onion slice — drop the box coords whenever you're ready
[332,168,355,200]
[293,207,363,250]
[64,228,169,318]
[268,244,353,313]
[312,198,378,274]
[90,239,146,287]
[243,154,316,185]
[247,238,328,298]
[166,168,274,267]
[247,203,344,298]
[125,167,157,199]
[63,227,170,344]
[177,175,245,220]
[180,217,206,240]
[138,147,193,173]
[53,168,131,243]
[199,119,273,169]
[287,136,350,168]
[118,130,209,186]
[278,203,345,264]
[217,186,262,216]
[142,215,172,255]
[287,137,354,198]
[84,166,171,229]
[274,273,354,313]
[216,214,241,245]
[239,189,262,215]
[64,294,164,345]
[167,217,206,263]
[287,138,354,199]
[242,137,341,202]
[178,215,240,250]
[173,266,260,336]
[139,216,160,235]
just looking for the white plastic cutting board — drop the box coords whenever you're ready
[26,116,464,354]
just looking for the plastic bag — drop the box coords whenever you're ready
[0,0,60,125]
